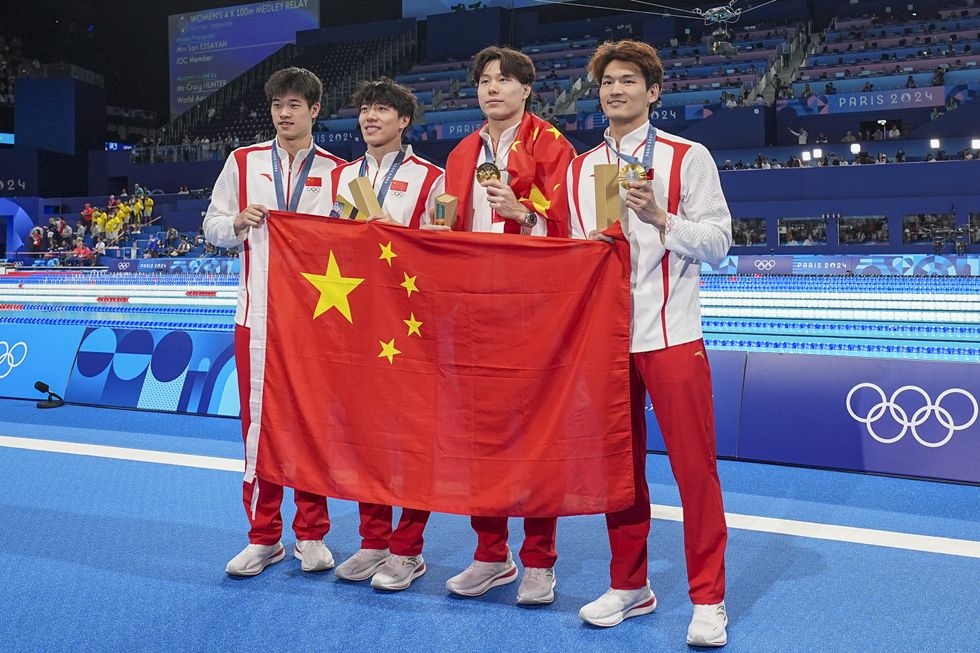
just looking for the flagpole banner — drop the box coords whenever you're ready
[248,212,634,517]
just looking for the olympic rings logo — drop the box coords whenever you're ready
[0,340,28,379]
[845,383,978,448]
[754,259,776,270]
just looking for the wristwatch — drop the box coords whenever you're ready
[522,212,538,229]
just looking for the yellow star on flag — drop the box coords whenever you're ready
[401,272,419,298]
[378,338,401,364]
[532,125,540,141]
[510,139,522,153]
[518,184,552,218]
[546,125,562,140]
[379,241,397,266]
[301,251,364,323]
[404,313,422,337]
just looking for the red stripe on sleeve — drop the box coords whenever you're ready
[409,166,443,229]
[570,154,587,237]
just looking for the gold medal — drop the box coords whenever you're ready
[618,162,649,189]
[476,162,501,183]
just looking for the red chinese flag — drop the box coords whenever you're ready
[445,112,576,237]
[247,212,634,517]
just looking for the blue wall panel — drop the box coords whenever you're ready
[0,323,86,400]
[737,353,980,484]
[65,326,237,416]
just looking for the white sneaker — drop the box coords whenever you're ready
[370,555,427,591]
[335,548,390,582]
[687,602,728,647]
[293,539,335,572]
[445,552,518,597]
[578,582,657,627]
[516,567,556,605]
[225,542,285,576]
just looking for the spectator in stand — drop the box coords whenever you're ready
[93,237,106,261]
[166,226,179,248]
[841,130,857,143]
[46,238,66,263]
[91,210,108,237]
[177,185,190,195]
[144,196,154,221]
[67,238,92,266]
[108,195,119,209]
[144,234,160,258]
[75,221,86,240]
[169,236,191,257]
[81,203,94,223]
[906,75,916,89]
[887,125,901,139]
[134,183,145,200]
[825,81,837,94]
[106,213,122,241]
[29,227,43,253]
[132,197,143,230]
[120,187,128,198]
[801,83,812,98]
[815,132,828,144]
[789,127,808,144]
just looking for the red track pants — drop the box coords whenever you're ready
[355,507,557,567]
[356,503,430,556]
[606,339,727,603]
[236,325,329,545]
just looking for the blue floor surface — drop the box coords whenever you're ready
[0,399,977,652]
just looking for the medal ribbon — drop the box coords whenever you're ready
[611,125,657,174]
[358,145,408,208]
[271,143,316,213]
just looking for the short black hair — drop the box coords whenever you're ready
[472,46,536,111]
[264,67,323,109]
[472,46,536,86]
[351,77,418,128]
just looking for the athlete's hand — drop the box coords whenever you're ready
[481,179,524,221]
[366,214,404,227]
[233,204,268,235]
[421,207,452,231]
[588,229,615,243]
[625,181,666,229]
